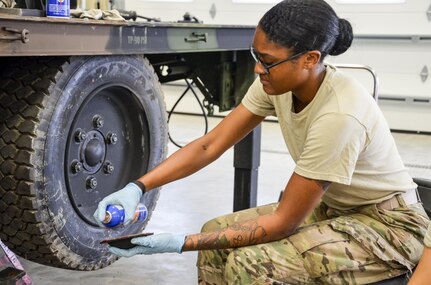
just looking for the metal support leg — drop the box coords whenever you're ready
[233,124,261,212]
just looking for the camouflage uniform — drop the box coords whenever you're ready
[197,200,429,285]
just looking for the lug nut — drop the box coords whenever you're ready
[106,132,118,144]
[93,115,104,129]
[104,162,114,174]
[74,130,86,142]
[86,177,98,190]
[71,161,83,174]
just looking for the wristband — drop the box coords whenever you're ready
[134,180,147,193]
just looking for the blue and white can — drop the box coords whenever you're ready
[46,0,70,18]
[103,203,148,228]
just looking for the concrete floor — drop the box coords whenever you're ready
[18,84,431,285]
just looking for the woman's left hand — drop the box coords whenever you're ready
[109,233,186,257]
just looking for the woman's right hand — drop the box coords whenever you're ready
[93,182,143,226]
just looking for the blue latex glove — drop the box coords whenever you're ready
[93,182,142,226]
[109,233,186,257]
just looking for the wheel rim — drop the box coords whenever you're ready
[65,85,150,226]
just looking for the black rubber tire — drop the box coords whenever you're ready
[0,56,168,270]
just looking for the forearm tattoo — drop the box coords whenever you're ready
[184,220,268,251]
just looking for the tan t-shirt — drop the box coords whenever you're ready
[242,64,416,210]
[425,224,431,248]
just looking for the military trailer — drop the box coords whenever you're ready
[0,2,258,270]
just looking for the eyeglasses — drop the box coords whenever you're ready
[250,46,306,74]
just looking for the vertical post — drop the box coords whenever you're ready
[233,124,261,212]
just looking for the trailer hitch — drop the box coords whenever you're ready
[0,27,30,43]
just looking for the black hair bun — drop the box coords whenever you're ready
[329,18,353,56]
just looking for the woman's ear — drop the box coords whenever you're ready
[303,50,321,69]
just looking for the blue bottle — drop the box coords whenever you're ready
[103,203,148,228]
[46,0,70,18]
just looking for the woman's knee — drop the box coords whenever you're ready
[200,212,243,233]
[201,204,278,233]
[200,218,223,233]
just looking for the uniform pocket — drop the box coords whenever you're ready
[289,222,349,255]
[329,216,415,270]
[288,222,355,278]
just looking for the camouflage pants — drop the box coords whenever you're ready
[197,201,430,285]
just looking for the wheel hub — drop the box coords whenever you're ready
[65,86,150,226]
[81,130,105,173]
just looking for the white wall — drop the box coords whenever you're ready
[124,0,431,132]
[125,0,430,34]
